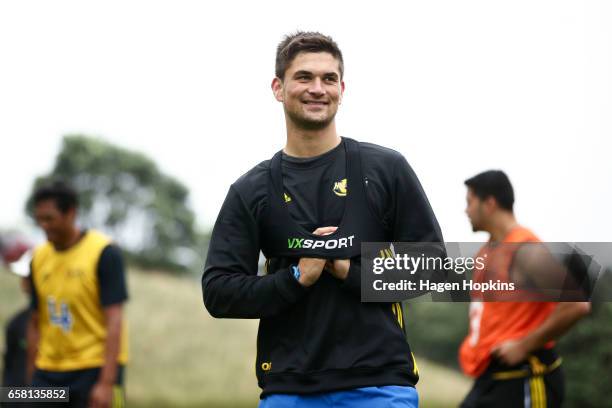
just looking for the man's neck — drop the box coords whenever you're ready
[284,121,341,158]
[54,227,83,251]
[487,212,519,242]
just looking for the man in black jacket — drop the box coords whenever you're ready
[202,31,443,407]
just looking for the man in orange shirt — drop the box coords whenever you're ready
[459,170,590,408]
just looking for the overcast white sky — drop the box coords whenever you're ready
[1,0,610,244]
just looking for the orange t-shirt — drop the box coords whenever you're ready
[458,226,557,377]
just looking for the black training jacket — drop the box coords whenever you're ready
[202,138,443,397]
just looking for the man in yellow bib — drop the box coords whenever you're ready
[26,181,128,408]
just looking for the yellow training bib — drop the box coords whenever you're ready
[31,230,128,371]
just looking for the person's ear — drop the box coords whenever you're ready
[484,196,498,213]
[271,77,284,102]
[65,206,77,223]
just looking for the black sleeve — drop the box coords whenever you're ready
[341,154,445,297]
[97,245,129,306]
[28,263,38,311]
[340,256,362,295]
[389,155,444,243]
[202,185,308,319]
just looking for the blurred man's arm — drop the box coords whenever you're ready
[90,304,122,408]
[495,244,593,364]
[25,267,39,384]
[25,311,39,384]
[512,243,592,300]
[89,245,128,408]
[492,302,591,365]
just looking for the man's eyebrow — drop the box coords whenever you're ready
[292,70,339,78]
[293,70,313,77]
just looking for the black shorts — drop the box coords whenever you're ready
[30,365,125,408]
[461,349,564,408]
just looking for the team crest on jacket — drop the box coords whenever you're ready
[333,178,347,197]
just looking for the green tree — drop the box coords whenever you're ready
[557,268,612,408]
[27,135,200,272]
[404,301,469,370]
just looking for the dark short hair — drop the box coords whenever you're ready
[464,170,514,211]
[275,31,344,81]
[32,180,79,214]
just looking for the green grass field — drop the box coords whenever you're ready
[0,267,470,407]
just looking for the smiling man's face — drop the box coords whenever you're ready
[272,52,345,130]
